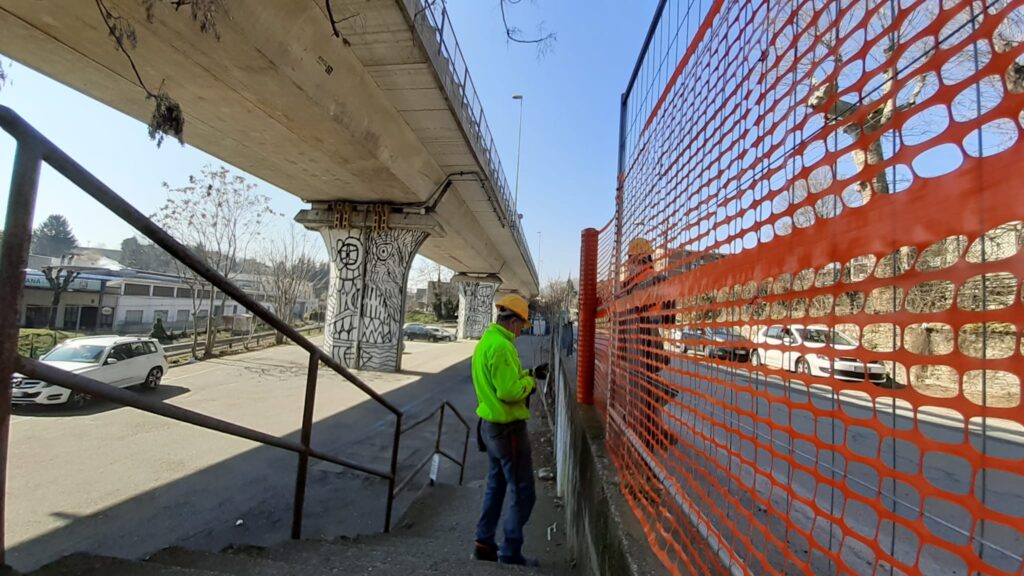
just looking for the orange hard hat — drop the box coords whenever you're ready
[627,237,653,257]
[496,294,532,328]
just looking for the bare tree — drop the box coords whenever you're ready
[534,278,576,325]
[41,256,82,330]
[155,165,275,358]
[801,0,1023,200]
[260,224,321,344]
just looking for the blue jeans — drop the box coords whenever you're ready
[475,420,536,560]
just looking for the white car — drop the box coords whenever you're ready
[11,336,169,408]
[751,325,888,384]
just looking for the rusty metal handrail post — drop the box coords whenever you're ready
[577,228,599,405]
[385,414,401,532]
[434,404,446,455]
[458,415,469,486]
[0,141,43,566]
[291,350,320,540]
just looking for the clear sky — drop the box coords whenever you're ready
[0,1,660,285]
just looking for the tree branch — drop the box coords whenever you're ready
[499,0,556,48]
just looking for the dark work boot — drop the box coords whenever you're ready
[471,541,498,562]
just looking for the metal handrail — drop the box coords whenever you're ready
[391,401,471,506]
[0,105,404,564]
[15,357,391,480]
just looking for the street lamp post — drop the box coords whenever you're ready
[512,94,524,210]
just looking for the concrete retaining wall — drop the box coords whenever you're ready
[541,340,664,576]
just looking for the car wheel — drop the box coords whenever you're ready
[67,391,91,409]
[750,351,761,366]
[795,358,811,375]
[143,367,163,390]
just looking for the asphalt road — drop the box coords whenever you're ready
[7,338,489,572]
[645,356,1024,575]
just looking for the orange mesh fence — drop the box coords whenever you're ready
[593,217,619,415]
[579,0,1024,573]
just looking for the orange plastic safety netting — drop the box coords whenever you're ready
[582,0,1024,573]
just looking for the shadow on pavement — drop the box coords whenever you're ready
[11,385,191,418]
[8,358,482,572]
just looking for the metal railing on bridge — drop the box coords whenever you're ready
[404,0,538,284]
[577,0,1024,574]
[0,106,469,566]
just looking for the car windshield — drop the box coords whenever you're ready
[42,344,107,363]
[798,328,856,346]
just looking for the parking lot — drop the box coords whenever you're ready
[6,337,482,572]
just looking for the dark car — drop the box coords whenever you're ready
[403,324,431,341]
[704,327,752,363]
[404,324,453,343]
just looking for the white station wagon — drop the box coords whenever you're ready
[11,336,169,408]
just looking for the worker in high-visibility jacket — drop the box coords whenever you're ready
[471,294,548,567]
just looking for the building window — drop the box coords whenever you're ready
[154,310,169,322]
[197,289,212,300]
[125,310,144,324]
[63,305,80,330]
[232,305,238,314]
[123,283,150,296]
[152,286,175,298]
[176,287,193,299]
[176,310,190,323]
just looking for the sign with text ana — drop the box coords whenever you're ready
[24,272,103,293]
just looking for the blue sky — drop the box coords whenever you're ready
[0,1,659,285]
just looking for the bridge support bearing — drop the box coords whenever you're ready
[314,225,427,372]
[455,281,498,340]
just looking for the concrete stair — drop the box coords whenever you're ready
[26,485,560,576]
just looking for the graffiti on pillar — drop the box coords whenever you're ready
[459,282,496,339]
[359,228,426,371]
[323,229,365,368]
[323,227,426,371]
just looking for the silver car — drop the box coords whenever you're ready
[11,336,169,408]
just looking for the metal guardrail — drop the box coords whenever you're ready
[0,106,409,564]
[161,324,323,358]
[403,0,538,286]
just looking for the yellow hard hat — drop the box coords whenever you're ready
[496,294,532,328]
[627,237,653,257]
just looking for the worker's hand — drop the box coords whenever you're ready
[531,363,550,380]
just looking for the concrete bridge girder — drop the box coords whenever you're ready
[0,0,537,296]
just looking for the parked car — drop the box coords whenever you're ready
[11,336,168,408]
[751,325,887,384]
[426,327,456,342]
[704,327,752,363]
[403,323,428,340]
[671,327,706,355]
[404,324,452,342]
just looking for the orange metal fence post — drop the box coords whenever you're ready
[577,227,598,405]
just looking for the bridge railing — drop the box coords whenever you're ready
[404,0,538,284]
[0,107,417,564]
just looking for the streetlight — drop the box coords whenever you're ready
[512,94,524,210]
